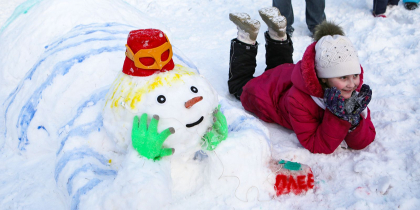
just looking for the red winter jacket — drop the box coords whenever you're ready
[240,42,376,154]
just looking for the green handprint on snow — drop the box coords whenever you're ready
[203,105,228,151]
[132,113,175,161]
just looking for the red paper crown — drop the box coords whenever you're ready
[122,29,174,76]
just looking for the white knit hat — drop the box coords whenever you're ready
[315,35,361,78]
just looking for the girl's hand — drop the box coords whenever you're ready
[352,84,372,115]
[324,87,360,126]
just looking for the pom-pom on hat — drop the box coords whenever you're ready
[313,21,361,78]
[122,29,174,77]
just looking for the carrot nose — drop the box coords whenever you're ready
[185,96,203,109]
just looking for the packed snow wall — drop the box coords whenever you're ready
[0,0,273,209]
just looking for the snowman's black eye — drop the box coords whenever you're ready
[157,95,166,104]
[191,86,198,93]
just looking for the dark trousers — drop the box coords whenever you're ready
[273,0,326,34]
[228,32,294,100]
[373,0,400,14]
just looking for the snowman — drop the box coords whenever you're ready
[103,29,227,160]
[101,29,275,206]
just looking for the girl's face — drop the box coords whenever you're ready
[322,74,360,99]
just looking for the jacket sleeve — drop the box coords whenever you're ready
[344,108,376,150]
[287,96,352,154]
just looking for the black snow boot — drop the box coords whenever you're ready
[264,31,294,71]
[404,2,418,10]
[228,39,258,100]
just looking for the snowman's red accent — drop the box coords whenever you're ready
[270,160,315,196]
[274,171,314,195]
[122,29,175,77]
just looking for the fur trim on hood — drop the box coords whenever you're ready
[301,42,324,97]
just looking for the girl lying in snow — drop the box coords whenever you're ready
[228,7,376,154]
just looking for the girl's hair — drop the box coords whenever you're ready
[318,78,328,90]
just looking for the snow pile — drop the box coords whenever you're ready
[0,0,273,209]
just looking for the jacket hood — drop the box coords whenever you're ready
[291,42,364,98]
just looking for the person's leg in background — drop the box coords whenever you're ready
[273,0,294,36]
[373,0,389,16]
[305,0,326,35]
[388,0,400,5]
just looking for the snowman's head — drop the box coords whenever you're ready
[103,64,218,157]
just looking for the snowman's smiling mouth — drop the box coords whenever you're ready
[186,116,204,128]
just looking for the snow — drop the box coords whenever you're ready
[0,0,420,209]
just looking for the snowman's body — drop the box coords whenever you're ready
[101,63,274,205]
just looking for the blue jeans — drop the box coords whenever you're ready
[373,0,400,15]
[273,0,326,35]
